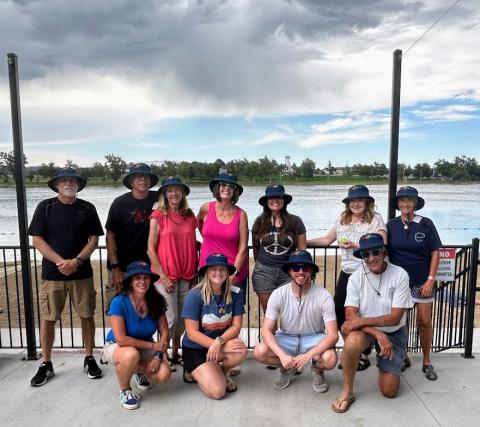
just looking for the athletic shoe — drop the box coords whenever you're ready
[119,389,140,410]
[30,362,55,387]
[83,356,103,379]
[273,368,295,390]
[134,373,152,390]
[312,368,329,393]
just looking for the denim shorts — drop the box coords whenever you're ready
[369,327,408,375]
[252,261,291,293]
[275,331,327,356]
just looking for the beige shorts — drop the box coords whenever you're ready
[101,342,155,365]
[40,277,96,321]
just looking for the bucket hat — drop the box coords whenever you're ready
[158,176,190,196]
[47,168,86,192]
[258,184,292,207]
[392,186,425,210]
[281,250,319,274]
[122,261,159,287]
[198,253,236,277]
[353,233,387,259]
[122,163,158,189]
[209,173,243,195]
[341,185,374,204]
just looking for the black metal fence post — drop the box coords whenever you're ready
[7,53,38,360]
[463,238,479,358]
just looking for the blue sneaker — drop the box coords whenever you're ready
[119,389,140,410]
[134,373,152,390]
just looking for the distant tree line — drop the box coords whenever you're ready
[1,151,479,183]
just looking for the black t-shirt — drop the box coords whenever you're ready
[28,197,104,281]
[252,214,306,267]
[105,191,157,271]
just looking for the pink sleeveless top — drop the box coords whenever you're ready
[199,201,248,282]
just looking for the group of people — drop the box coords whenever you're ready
[27,164,441,414]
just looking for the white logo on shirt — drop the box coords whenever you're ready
[414,232,425,242]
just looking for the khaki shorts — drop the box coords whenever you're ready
[104,270,117,314]
[40,278,96,321]
[101,342,155,365]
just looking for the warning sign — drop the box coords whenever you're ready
[436,248,456,282]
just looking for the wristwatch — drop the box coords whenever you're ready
[215,336,225,345]
[154,351,163,360]
[110,263,119,270]
[75,256,84,266]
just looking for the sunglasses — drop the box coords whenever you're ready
[359,249,383,259]
[219,182,236,189]
[290,264,313,272]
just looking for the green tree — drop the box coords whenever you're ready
[0,150,28,175]
[38,162,57,178]
[104,154,127,183]
[299,158,316,178]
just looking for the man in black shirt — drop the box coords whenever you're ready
[28,169,104,387]
[104,163,158,312]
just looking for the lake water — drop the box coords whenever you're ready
[1,183,479,247]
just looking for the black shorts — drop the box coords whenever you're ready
[182,346,208,373]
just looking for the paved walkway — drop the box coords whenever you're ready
[1,349,479,427]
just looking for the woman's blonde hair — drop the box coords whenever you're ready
[197,271,232,305]
[157,185,194,217]
[340,199,375,225]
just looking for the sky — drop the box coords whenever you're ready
[0,0,479,169]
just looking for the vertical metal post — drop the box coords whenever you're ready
[387,49,402,220]
[463,237,479,358]
[7,53,38,360]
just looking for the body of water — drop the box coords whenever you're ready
[1,183,479,247]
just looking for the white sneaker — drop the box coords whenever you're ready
[312,368,328,393]
[273,368,295,390]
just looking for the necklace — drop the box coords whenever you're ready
[131,293,147,316]
[363,269,383,296]
[401,214,414,230]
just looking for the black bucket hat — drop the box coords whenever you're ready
[122,163,158,190]
[281,250,319,274]
[341,184,374,204]
[198,253,236,277]
[158,176,190,196]
[47,168,87,192]
[258,184,292,206]
[122,261,160,287]
[352,233,387,259]
[392,186,425,210]
[209,173,243,195]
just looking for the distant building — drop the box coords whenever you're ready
[282,156,294,175]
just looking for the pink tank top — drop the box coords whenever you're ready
[199,201,248,282]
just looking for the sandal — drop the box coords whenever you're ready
[332,395,356,413]
[167,354,183,366]
[422,364,438,381]
[169,362,177,373]
[225,375,238,393]
[401,356,411,372]
[182,368,197,384]
[357,355,370,371]
[228,366,241,376]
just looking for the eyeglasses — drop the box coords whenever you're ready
[220,182,236,189]
[290,264,312,273]
[359,249,383,259]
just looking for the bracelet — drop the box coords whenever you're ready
[215,336,225,345]
[427,275,436,281]
[154,351,163,360]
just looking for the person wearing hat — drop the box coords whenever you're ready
[181,253,247,398]
[147,176,198,369]
[307,184,387,371]
[254,250,338,391]
[387,186,441,380]
[252,184,307,316]
[28,168,104,387]
[331,233,413,413]
[101,261,170,410]
[105,163,159,313]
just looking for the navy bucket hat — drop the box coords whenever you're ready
[122,163,158,190]
[341,184,374,204]
[281,250,319,274]
[122,261,159,287]
[259,184,293,207]
[392,186,425,210]
[209,173,243,195]
[158,176,190,196]
[47,168,87,192]
[198,253,236,277]
[353,233,387,259]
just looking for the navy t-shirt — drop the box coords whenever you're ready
[387,215,442,287]
[28,197,104,280]
[182,287,244,350]
[106,294,166,342]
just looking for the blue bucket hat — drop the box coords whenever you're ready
[122,163,158,190]
[353,233,387,259]
[122,261,159,287]
[198,253,236,277]
[259,184,293,207]
[341,184,374,204]
[47,168,87,192]
[392,186,425,210]
[281,250,319,274]
[158,176,190,196]
[209,173,243,195]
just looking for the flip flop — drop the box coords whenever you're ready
[357,356,370,371]
[332,395,356,413]
[169,362,177,373]
[183,369,197,384]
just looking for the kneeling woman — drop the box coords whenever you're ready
[102,261,170,410]
[182,253,247,399]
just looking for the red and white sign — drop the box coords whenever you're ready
[436,248,456,282]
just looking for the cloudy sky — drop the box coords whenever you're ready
[0,0,479,168]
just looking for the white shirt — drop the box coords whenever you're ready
[345,261,413,333]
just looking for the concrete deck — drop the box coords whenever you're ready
[1,348,479,427]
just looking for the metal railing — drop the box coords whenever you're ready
[1,239,478,357]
